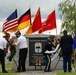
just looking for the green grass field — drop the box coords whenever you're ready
[0,61,14,69]
[0,73,19,75]
[0,60,76,75]
[57,72,76,75]
[0,60,19,75]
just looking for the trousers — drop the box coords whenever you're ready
[0,49,6,72]
[44,55,51,71]
[62,53,72,72]
[17,48,28,71]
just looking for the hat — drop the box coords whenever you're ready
[49,35,55,38]
[63,30,67,33]
[4,33,10,38]
[15,31,21,35]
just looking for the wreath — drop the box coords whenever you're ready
[58,49,62,57]
[9,38,16,61]
[10,45,16,59]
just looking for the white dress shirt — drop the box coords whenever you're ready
[15,35,28,49]
[0,37,7,50]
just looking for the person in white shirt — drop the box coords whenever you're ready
[15,31,28,72]
[0,33,10,73]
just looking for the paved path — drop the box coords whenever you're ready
[20,71,57,75]
[20,68,76,75]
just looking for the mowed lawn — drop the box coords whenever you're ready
[0,60,19,75]
[0,60,76,75]
[0,73,19,75]
[0,60,14,69]
[57,72,76,75]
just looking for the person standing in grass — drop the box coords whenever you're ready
[0,33,10,73]
[14,31,28,72]
[42,35,55,72]
[60,30,73,72]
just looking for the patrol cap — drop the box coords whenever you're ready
[49,35,55,38]
[15,31,21,35]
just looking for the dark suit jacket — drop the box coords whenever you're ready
[42,39,54,55]
[60,34,73,54]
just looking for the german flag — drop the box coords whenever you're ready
[18,8,31,30]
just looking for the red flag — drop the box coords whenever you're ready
[26,7,42,34]
[38,10,56,34]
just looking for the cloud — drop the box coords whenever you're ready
[0,0,62,20]
[0,0,62,34]
[0,22,3,32]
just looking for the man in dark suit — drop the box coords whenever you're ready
[60,30,73,72]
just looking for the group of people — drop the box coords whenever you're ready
[0,30,76,73]
[43,30,76,73]
[0,31,28,73]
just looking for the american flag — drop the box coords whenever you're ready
[2,9,18,32]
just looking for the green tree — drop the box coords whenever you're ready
[58,0,76,35]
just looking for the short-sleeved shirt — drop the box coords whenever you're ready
[15,35,28,49]
[0,37,7,50]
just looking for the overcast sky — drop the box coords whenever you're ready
[0,0,63,35]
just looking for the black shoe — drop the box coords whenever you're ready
[44,70,52,72]
[48,70,52,72]
[22,69,26,72]
[2,70,8,73]
[44,70,48,72]
[68,71,71,72]
[15,70,21,73]
[64,71,67,73]
[22,70,26,72]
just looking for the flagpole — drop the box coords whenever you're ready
[49,31,51,35]
[29,5,31,25]
[56,28,57,35]
[53,8,57,35]
[42,23,43,35]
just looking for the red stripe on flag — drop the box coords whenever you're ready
[3,19,18,32]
